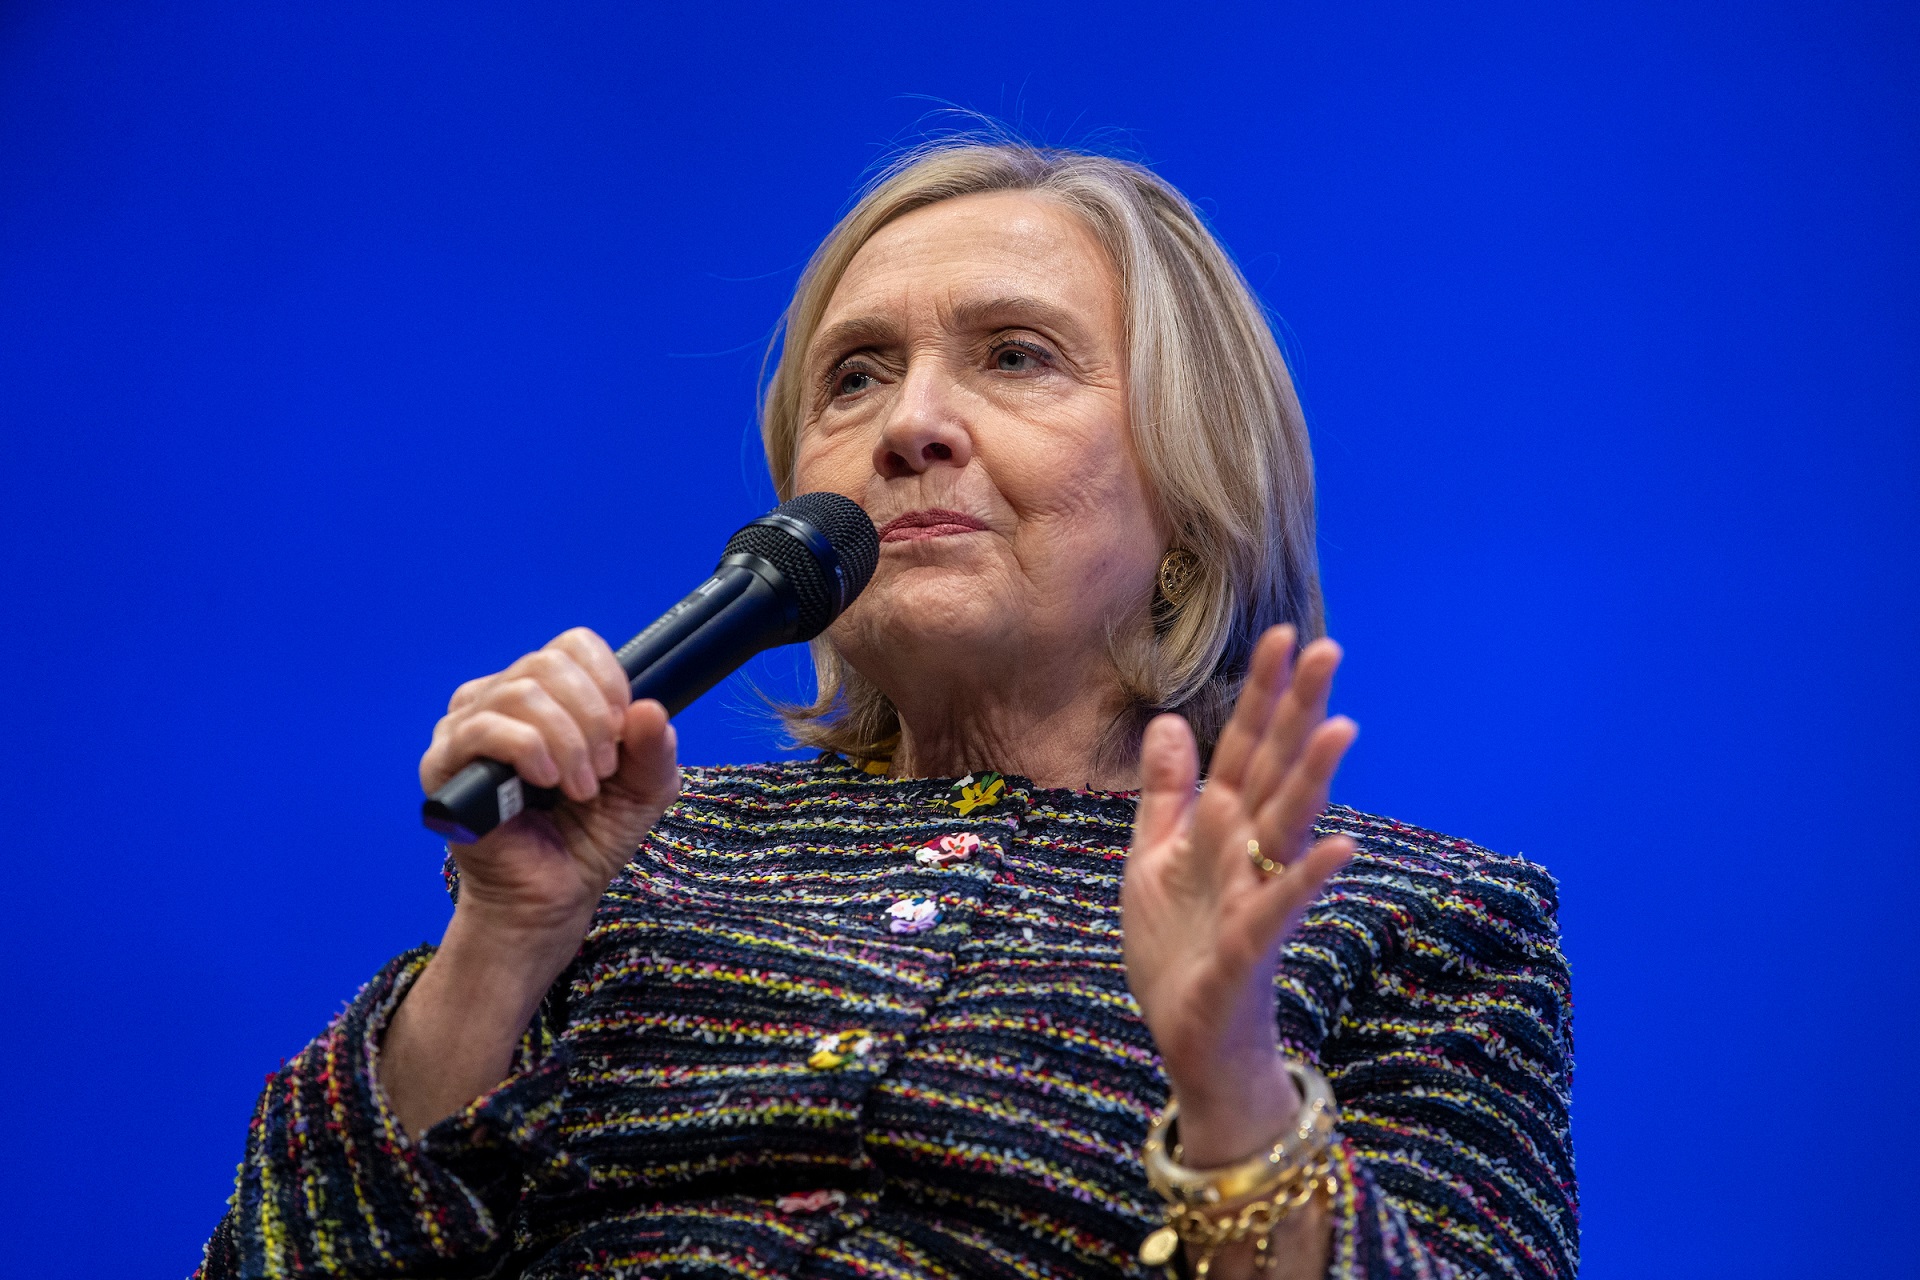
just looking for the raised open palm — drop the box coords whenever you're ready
[1121,626,1357,1162]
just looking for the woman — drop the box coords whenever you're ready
[198,140,1575,1280]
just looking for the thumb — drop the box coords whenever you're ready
[564,699,679,880]
[1132,714,1198,850]
[608,698,680,813]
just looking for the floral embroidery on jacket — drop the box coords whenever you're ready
[915,832,983,867]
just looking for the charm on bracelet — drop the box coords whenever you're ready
[1137,1059,1339,1277]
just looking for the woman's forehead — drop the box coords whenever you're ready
[820,191,1120,335]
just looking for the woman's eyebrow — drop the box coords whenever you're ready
[810,315,898,364]
[947,294,1088,341]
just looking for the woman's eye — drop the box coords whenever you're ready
[831,368,874,397]
[991,342,1047,373]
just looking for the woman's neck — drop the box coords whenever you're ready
[883,669,1142,791]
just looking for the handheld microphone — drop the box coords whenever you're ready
[422,491,879,843]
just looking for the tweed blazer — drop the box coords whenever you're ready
[196,756,1576,1279]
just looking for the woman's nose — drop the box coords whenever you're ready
[873,364,973,479]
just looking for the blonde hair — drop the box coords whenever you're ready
[760,136,1324,765]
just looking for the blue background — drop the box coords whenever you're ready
[1,2,1914,1275]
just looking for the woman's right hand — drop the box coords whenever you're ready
[384,628,679,1137]
[419,626,682,947]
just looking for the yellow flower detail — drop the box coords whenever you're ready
[952,775,1004,815]
[807,1029,875,1071]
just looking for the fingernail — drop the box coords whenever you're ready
[595,742,618,776]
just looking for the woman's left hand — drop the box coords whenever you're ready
[1121,624,1358,1167]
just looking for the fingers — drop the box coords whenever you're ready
[1237,720,1357,959]
[525,635,627,780]
[1239,638,1344,810]
[445,684,597,798]
[421,629,629,802]
[1253,716,1359,866]
[1132,714,1199,851]
[1248,834,1356,942]
[1206,626,1297,789]
[549,627,632,723]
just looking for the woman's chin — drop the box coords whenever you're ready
[846,567,1023,653]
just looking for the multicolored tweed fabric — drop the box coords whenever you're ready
[196,756,1576,1279]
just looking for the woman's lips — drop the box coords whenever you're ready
[877,508,990,543]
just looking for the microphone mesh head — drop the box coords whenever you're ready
[721,491,879,640]
[782,490,880,594]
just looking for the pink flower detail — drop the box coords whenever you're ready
[775,1189,847,1214]
[914,832,983,868]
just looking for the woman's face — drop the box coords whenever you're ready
[793,190,1164,695]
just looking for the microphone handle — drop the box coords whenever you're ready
[422,556,798,843]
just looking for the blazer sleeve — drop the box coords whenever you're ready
[1298,826,1578,1280]
[191,947,581,1280]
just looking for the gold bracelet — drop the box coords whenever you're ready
[1142,1156,1335,1276]
[1142,1060,1337,1206]
[1138,1060,1339,1275]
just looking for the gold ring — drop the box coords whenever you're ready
[1247,839,1282,877]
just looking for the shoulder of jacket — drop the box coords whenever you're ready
[1316,803,1563,930]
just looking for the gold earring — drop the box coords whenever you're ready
[1156,548,1200,611]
